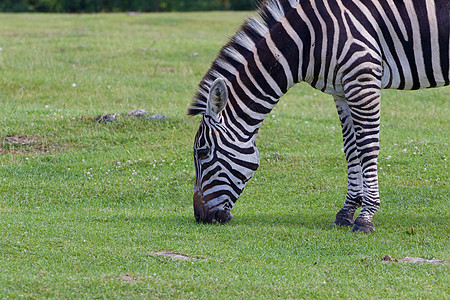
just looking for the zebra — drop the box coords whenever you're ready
[188,0,449,232]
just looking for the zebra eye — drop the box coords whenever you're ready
[196,148,209,159]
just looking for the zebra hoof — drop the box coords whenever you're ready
[333,210,355,227]
[333,217,354,227]
[351,217,375,233]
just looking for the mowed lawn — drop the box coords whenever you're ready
[0,12,449,299]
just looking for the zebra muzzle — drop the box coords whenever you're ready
[193,192,233,224]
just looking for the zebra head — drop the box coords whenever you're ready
[193,78,260,223]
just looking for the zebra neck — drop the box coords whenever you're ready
[209,2,315,138]
[220,77,280,140]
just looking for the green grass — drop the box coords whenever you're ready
[0,12,449,299]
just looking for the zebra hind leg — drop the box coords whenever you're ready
[344,78,382,233]
[333,97,363,228]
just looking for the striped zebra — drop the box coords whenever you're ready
[189,0,449,232]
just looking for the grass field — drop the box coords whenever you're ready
[0,12,449,299]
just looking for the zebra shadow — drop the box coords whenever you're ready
[230,212,336,230]
[231,212,445,232]
[139,212,332,230]
[191,211,445,232]
[142,210,444,233]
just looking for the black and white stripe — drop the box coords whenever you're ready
[189,0,449,231]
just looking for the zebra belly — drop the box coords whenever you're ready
[375,0,449,90]
[380,56,449,91]
[382,68,449,90]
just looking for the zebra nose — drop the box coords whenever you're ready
[215,209,233,223]
[193,192,233,224]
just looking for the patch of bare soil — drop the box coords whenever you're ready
[5,135,38,145]
[382,255,448,265]
[399,257,448,265]
[1,135,61,154]
[149,250,195,261]
[120,274,137,283]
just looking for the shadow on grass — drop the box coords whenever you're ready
[117,211,339,231]
[87,204,446,234]
[90,211,330,229]
[134,210,447,233]
[231,212,335,229]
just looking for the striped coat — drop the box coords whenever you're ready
[189,0,449,232]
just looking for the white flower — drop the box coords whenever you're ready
[72,83,77,87]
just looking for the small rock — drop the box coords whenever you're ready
[382,255,393,261]
[126,109,148,117]
[188,52,199,58]
[96,113,117,123]
[271,152,281,159]
[149,114,166,121]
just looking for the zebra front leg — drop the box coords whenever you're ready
[345,84,382,233]
[333,96,363,227]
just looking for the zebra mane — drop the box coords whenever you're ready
[188,0,299,116]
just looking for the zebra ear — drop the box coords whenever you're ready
[206,78,228,118]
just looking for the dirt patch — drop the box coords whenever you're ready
[382,255,448,265]
[399,257,448,265]
[150,250,195,261]
[120,274,137,283]
[5,135,38,145]
[1,135,61,154]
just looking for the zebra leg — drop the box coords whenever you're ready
[333,96,363,227]
[345,86,381,233]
